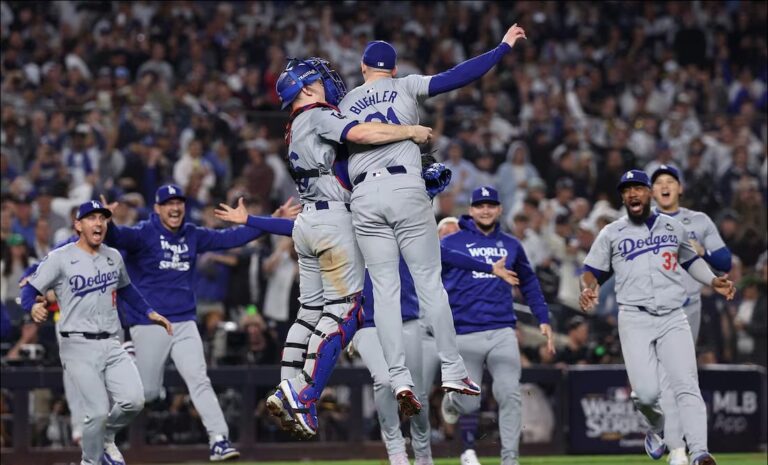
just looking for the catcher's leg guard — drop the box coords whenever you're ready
[280,303,324,380]
[297,292,364,404]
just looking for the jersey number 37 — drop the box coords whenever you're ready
[662,251,678,271]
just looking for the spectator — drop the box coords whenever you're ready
[495,140,540,209]
[554,317,593,366]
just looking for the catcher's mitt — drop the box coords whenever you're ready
[422,153,452,199]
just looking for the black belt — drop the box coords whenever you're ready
[352,165,407,186]
[60,331,111,340]
[313,201,351,212]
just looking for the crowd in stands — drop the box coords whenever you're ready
[0,0,766,449]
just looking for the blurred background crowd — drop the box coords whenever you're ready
[0,0,766,450]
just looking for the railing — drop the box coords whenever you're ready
[1,365,765,464]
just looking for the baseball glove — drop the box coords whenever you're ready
[422,152,452,199]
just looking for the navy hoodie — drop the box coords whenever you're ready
[105,213,264,325]
[440,215,549,334]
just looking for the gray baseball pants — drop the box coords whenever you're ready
[353,321,432,460]
[130,320,229,442]
[59,335,144,465]
[619,306,708,458]
[351,170,468,392]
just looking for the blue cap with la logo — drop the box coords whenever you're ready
[77,200,112,220]
[616,169,651,191]
[470,186,500,206]
[155,184,186,204]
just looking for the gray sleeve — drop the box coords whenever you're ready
[313,107,360,143]
[583,227,612,272]
[28,252,61,293]
[678,229,700,265]
[116,253,131,289]
[401,74,432,99]
[701,215,726,252]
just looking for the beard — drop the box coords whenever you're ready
[627,201,652,225]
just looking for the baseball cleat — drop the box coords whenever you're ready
[395,386,422,417]
[441,392,459,425]
[668,447,688,465]
[442,377,481,396]
[279,379,318,436]
[691,453,716,465]
[460,448,482,465]
[389,451,411,465]
[209,435,240,461]
[414,455,434,465]
[102,442,125,465]
[645,430,666,460]
[266,388,294,429]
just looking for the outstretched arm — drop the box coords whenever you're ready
[346,122,432,145]
[215,197,296,237]
[428,24,526,96]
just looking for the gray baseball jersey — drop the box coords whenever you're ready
[657,208,726,297]
[584,214,699,314]
[29,243,130,334]
[338,75,431,179]
[286,106,359,203]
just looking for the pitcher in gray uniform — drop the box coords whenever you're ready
[580,170,735,465]
[650,165,732,465]
[22,200,172,465]
[266,57,433,436]
[338,24,529,412]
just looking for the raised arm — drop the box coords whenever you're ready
[427,24,526,97]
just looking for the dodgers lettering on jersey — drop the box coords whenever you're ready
[338,74,432,180]
[28,243,130,334]
[441,216,549,334]
[657,208,727,299]
[287,106,358,203]
[584,213,699,314]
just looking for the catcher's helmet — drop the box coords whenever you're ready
[276,57,347,109]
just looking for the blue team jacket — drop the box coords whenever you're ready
[105,214,264,325]
[441,215,549,334]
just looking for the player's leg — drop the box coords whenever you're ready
[384,175,472,391]
[60,339,110,465]
[443,333,485,418]
[169,320,238,459]
[129,324,173,402]
[486,328,524,465]
[656,310,709,460]
[354,327,408,464]
[102,339,145,463]
[684,298,702,344]
[58,330,85,445]
[351,186,414,393]
[403,319,432,463]
[418,326,441,441]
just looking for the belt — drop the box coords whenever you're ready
[302,201,351,213]
[352,165,408,186]
[60,331,111,340]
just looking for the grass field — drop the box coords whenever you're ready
[147,453,767,465]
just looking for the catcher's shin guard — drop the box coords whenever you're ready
[298,292,364,404]
[280,303,323,380]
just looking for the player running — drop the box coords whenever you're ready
[337,23,528,411]
[580,170,735,465]
[100,185,297,461]
[430,187,553,465]
[257,57,431,436]
[20,200,172,465]
[650,165,732,465]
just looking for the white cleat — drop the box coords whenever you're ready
[461,448,482,465]
[389,451,410,465]
[102,441,125,465]
[668,447,689,465]
[441,391,459,425]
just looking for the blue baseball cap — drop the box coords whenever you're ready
[362,41,397,70]
[470,186,500,206]
[155,184,186,204]
[651,164,681,185]
[617,170,651,191]
[77,200,112,220]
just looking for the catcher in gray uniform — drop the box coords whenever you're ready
[580,170,734,465]
[24,201,172,465]
[337,23,529,414]
[651,165,732,465]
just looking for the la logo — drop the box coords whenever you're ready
[626,172,634,179]
[168,186,176,195]
[481,187,490,196]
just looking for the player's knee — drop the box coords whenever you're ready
[118,392,145,414]
[632,386,660,407]
[83,411,109,429]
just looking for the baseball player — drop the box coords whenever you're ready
[580,170,735,465]
[20,200,172,465]
[337,24,528,411]
[250,57,432,436]
[650,165,732,465]
[100,184,295,461]
[427,187,553,465]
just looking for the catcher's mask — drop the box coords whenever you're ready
[276,57,347,109]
